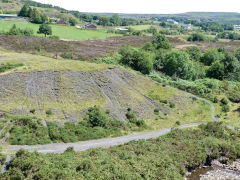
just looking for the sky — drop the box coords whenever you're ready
[35,0,240,14]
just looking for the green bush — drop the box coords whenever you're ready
[0,63,24,73]
[8,24,34,36]
[220,98,229,105]
[60,53,73,59]
[187,33,206,42]
[161,50,198,80]
[186,46,202,61]
[0,153,6,166]
[201,49,224,66]
[160,99,168,104]
[153,34,172,49]
[169,102,176,108]
[49,35,60,40]
[222,105,230,112]
[65,147,74,152]
[119,46,153,74]
[85,106,109,128]
[207,61,225,80]
[46,109,53,116]
[30,109,36,114]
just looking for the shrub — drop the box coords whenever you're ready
[60,53,73,59]
[187,33,206,42]
[38,23,52,37]
[161,50,197,80]
[136,120,146,127]
[30,109,36,114]
[206,61,225,80]
[49,35,60,40]
[119,46,153,74]
[222,105,230,112]
[85,106,109,127]
[160,100,168,104]
[65,147,74,152]
[220,98,228,105]
[0,153,6,166]
[153,34,172,49]
[153,50,167,71]
[176,121,180,125]
[0,63,24,73]
[169,102,176,108]
[201,49,224,66]
[213,97,218,103]
[186,46,202,61]
[96,56,119,65]
[46,110,53,116]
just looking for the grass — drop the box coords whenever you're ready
[0,20,120,40]
[0,49,112,74]
[129,25,160,31]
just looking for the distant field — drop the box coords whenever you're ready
[0,20,120,40]
[129,25,160,30]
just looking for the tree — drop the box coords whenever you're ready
[153,50,167,71]
[234,48,240,62]
[206,61,225,80]
[201,49,224,66]
[85,106,108,127]
[161,50,196,80]
[38,23,52,37]
[222,52,240,75]
[119,46,153,74]
[187,33,206,42]
[30,8,45,24]
[186,46,202,61]
[68,17,77,26]
[18,5,29,17]
[98,17,109,26]
[0,10,3,14]
[110,14,121,26]
[153,34,172,49]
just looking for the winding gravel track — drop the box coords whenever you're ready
[8,122,206,154]
[6,96,219,154]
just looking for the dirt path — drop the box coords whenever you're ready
[0,122,11,137]
[192,95,218,122]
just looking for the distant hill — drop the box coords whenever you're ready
[0,0,76,20]
[90,12,240,24]
[1,0,239,24]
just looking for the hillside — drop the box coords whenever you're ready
[0,49,212,129]
[0,0,76,20]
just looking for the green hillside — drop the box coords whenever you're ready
[0,20,120,40]
[0,49,212,129]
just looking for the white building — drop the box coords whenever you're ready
[115,27,129,32]
[234,25,240,30]
[182,24,192,30]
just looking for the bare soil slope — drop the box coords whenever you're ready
[0,50,212,127]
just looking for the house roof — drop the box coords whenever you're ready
[0,14,18,17]
[86,23,96,27]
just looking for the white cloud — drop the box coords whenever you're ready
[35,0,240,14]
